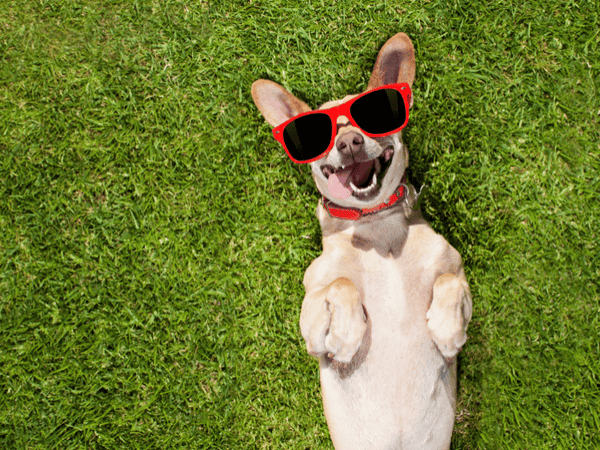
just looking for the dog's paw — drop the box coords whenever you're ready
[426,273,470,359]
[305,277,367,364]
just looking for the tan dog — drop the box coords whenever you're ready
[252,33,472,450]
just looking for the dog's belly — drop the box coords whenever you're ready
[319,254,456,450]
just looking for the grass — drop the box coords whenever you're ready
[0,0,598,448]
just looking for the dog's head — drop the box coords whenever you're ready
[251,33,415,210]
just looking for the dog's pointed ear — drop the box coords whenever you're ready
[251,80,311,128]
[367,33,415,92]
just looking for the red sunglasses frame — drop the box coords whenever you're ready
[272,83,411,164]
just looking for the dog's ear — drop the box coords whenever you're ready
[251,80,311,128]
[367,33,415,92]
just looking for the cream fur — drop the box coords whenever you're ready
[252,33,473,450]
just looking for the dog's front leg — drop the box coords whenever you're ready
[426,271,473,359]
[300,277,367,364]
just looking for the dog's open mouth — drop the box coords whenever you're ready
[321,147,394,200]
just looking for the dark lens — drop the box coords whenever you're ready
[350,89,406,134]
[283,113,332,162]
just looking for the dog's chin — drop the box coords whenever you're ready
[314,147,397,207]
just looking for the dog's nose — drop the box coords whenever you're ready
[336,132,364,158]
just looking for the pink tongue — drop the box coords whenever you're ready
[327,161,374,200]
[328,167,353,199]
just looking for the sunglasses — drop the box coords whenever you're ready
[272,83,411,164]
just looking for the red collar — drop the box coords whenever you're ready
[323,182,408,221]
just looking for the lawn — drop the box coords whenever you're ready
[0,0,598,448]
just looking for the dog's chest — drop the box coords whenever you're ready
[355,249,429,332]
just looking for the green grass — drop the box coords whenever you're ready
[1,0,598,448]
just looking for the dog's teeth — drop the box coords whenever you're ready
[350,173,378,195]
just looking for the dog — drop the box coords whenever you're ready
[251,33,473,450]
